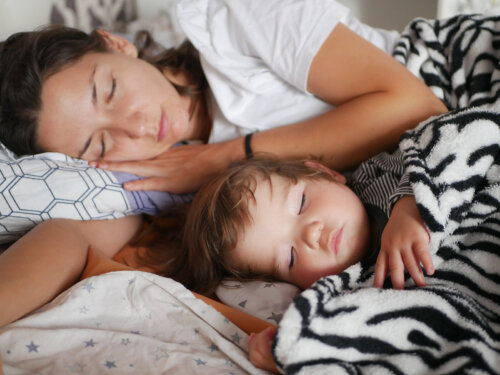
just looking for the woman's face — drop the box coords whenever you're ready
[38,35,196,162]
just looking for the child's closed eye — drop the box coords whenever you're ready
[298,193,306,214]
[289,247,296,269]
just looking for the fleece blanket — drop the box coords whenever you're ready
[273,14,500,374]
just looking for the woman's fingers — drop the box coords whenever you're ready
[122,177,171,192]
[93,160,163,177]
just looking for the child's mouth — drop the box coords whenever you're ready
[330,227,343,255]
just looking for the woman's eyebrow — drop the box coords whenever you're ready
[78,137,92,159]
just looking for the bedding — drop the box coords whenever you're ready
[216,280,300,325]
[0,271,270,375]
[273,14,500,374]
[0,144,193,243]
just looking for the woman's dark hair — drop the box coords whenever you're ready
[0,26,207,156]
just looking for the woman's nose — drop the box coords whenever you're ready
[129,123,155,139]
[117,112,157,139]
[302,221,322,249]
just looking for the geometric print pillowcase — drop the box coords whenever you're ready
[0,142,193,244]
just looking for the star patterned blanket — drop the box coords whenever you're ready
[273,14,500,375]
[0,272,270,375]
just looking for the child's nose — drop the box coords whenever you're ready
[302,221,322,249]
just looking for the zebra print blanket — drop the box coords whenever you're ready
[273,15,500,375]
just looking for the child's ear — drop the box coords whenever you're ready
[96,29,138,57]
[304,161,347,184]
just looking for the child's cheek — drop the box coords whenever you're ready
[293,267,331,289]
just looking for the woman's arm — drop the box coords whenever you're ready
[98,23,447,193]
[0,216,142,327]
[252,23,447,170]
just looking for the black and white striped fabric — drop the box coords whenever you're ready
[273,15,500,375]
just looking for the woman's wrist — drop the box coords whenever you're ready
[220,136,248,164]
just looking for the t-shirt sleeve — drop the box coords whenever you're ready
[236,0,350,92]
[177,0,350,93]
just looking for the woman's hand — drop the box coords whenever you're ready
[248,326,279,373]
[93,138,243,194]
[374,195,434,289]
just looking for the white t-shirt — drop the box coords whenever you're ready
[176,0,400,144]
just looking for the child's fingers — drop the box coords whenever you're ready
[374,252,388,288]
[402,248,426,287]
[414,242,435,275]
[389,251,405,289]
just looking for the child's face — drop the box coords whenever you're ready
[228,173,371,289]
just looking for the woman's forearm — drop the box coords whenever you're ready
[250,89,446,170]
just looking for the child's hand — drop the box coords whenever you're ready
[374,195,434,289]
[248,326,279,373]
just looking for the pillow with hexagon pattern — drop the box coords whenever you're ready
[0,143,192,244]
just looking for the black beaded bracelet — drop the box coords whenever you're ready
[244,133,254,159]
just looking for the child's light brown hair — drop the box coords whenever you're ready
[183,157,336,295]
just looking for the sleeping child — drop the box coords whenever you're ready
[183,154,435,294]
[181,154,436,372]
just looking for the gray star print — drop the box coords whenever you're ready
[267,312,283,324]
[82,283,95,293]
[84,339,97,347]
[230,332,242,344]
[194,358,207,366]
[26,341,39,353]
[104,360,117,369]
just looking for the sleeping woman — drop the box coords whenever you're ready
[0,0,446,327]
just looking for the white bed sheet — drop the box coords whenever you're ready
[0,271,271,375]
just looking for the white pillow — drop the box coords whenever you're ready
[216,279,300,325]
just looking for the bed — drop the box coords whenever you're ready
[1,4,500,375]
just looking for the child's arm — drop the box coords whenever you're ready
[374,195,434,289]
[0,216,142,327]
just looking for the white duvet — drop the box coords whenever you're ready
[0,271,270,375]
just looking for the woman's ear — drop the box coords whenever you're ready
[96,29,138,57]
[304,160,347,184]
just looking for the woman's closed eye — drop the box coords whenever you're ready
[107,77,116,103]
[99,133,106,158]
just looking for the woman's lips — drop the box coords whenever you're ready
[329,227,343,255]
[157,109,168,141]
